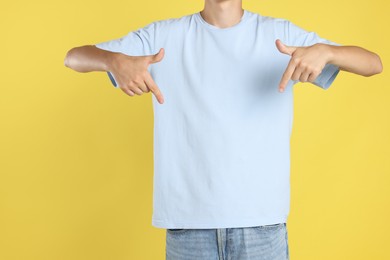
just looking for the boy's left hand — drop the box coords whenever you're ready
[276,39,331,92]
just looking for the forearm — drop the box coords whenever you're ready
[323,44,383,77]
[64,45,116,73]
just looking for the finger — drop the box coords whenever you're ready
[122,87,135,97]
[291,66,304,81]
[144,71,164,104]
[148,48,165,64]
[275,39,297,56]
[127,79,147,95]
[299,71,311,82]
[307,72,320,83]
[130,87,144,95]
[136,81,149,93]
[279,59,296,92]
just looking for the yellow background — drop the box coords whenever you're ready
[0,0,388,259]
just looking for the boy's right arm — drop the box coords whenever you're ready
[63,45,165,104]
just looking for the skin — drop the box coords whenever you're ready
[276,40,383,92]
[200,0,383,92]
[64,0,383,103]
[64,45,165,104]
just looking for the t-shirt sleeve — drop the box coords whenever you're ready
[94,22,156,88]
[286,20,342,90]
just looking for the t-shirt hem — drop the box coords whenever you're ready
[152,215,288,229]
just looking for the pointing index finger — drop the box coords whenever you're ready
[144,72,164,104]
[279,59,296,92]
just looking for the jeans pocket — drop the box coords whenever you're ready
[254,222,284,231]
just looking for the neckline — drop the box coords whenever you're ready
[196,9,249,31]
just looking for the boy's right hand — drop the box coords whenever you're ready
[109,48,165,104]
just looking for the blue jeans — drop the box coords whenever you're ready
[166,222,289,260]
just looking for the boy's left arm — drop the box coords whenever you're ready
[276,39,383,92]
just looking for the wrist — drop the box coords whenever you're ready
[321,43,337,65]
[106,52,120,72]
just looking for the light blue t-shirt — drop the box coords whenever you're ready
[95,9,341,229]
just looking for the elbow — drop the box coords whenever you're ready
[64,48,74,68]
[64,47,80,69]
[375,53,383,74]
[366,53,383,76]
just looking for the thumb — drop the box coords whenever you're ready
[148,48,165,64]
[275,39,296,56]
